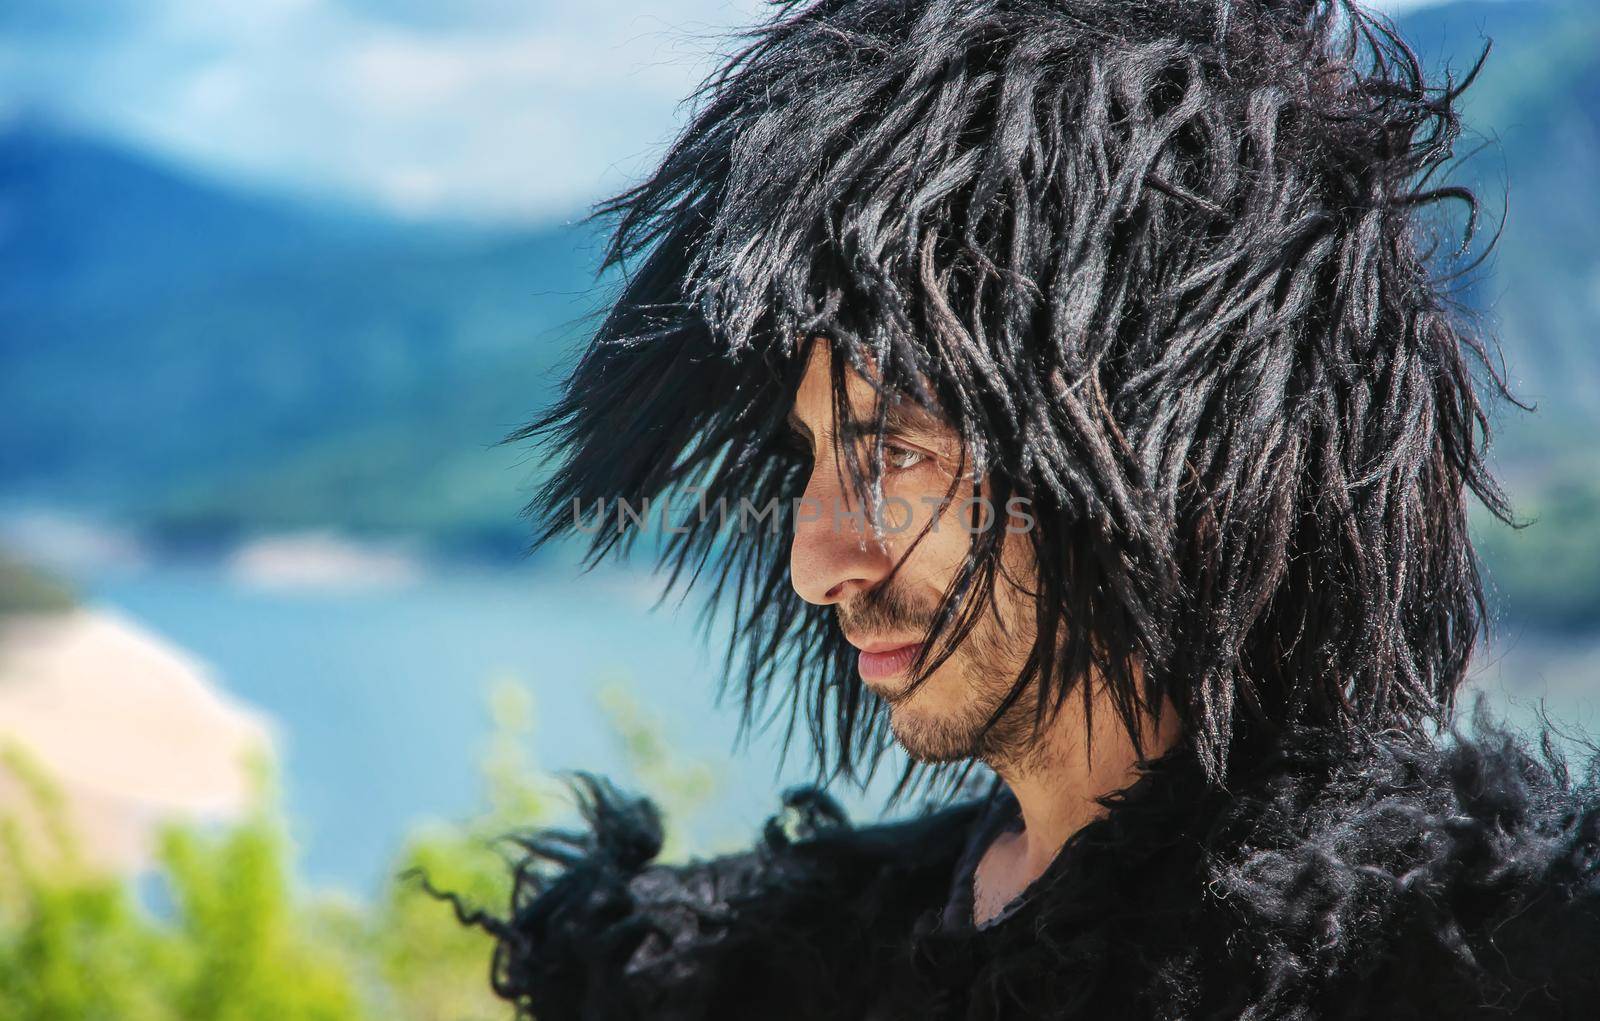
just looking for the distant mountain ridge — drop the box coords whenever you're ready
[0,122,609,556]
[0,119,404,318]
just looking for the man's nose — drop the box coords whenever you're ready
[789,464,893,606]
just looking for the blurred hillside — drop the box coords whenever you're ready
[1,122,608,561]
[1399,0,1600,627]
[1,0,1598,618]
[1403,1,1600,449]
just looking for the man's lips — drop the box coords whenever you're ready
[853,641,926,683]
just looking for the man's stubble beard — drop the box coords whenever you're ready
[884,626,1040,769]
[841,579,1042,771]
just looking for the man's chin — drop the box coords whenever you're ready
[887,705,980,764]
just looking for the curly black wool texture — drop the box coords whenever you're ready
[455,709,1600,1019]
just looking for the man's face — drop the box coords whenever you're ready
[786,338,1041,766]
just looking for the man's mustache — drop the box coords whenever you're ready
[836,582,938,639]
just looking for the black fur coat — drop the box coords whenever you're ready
[475,712,1600,1019]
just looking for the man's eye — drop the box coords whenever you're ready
[843,430,929,473]
[884,444,927,472]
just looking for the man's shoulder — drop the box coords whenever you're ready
[446,717,1600,1020]
[1201,716,1600,1017]
[913,715,1600,1019]
[467,776,982,1021]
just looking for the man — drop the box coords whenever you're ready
[450,1,1600,1016]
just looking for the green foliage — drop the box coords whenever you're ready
[0,676,713,1020]
[596,682,719,861]
[370,679,555,1021]
[0,744,366,1021]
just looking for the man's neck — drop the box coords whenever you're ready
[973,692,1182,926]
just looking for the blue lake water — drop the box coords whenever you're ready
[76,560,848,894]
[70,558,1600,896]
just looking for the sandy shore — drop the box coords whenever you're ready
[0,606,274,873]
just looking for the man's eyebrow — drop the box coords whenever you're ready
[841,397,944,437]
[784,396,943,442]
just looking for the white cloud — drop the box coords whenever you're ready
[375,164,447,216]
[179,61,248,120]
[96,0,767,220]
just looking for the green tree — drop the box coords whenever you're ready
[0,674,714,1019]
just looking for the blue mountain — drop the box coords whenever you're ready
[0,123,607,555]
[0,120,401,318]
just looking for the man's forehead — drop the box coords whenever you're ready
[787,339,947,435]
[785,389,943,438]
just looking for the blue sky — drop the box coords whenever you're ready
[0,0,1453,223]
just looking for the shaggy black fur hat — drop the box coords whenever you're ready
[507,0,1508,787]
